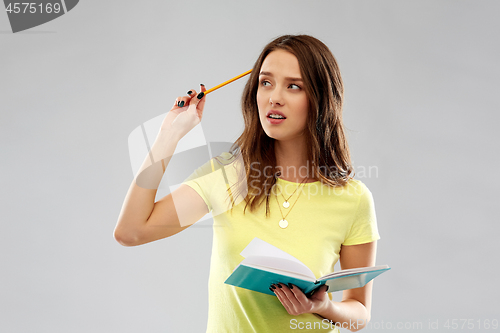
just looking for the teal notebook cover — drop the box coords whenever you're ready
[224,237,390,297]
[225,264,390,296]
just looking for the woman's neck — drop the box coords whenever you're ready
[274,137,314,183]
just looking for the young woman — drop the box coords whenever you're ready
[115,35,380,332]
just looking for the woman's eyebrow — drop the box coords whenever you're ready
[259,71,303,82]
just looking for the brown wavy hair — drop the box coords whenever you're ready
[230,34,354,215]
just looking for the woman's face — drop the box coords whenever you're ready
[257,50,309,142]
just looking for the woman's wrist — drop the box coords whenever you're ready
[152,127,182,152]
[135,129,179,178]
[315,299,370,331]
[314,299,335,321]
[156,126,183,144]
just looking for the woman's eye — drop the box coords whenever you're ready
[261,80,271,86]
[289,84,301,89]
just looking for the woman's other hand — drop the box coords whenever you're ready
[271,283,331,317]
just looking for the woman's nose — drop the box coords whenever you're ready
[269,89,284,106]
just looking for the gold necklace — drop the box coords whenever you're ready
[280,178,307,208]
[274,178,307,229]
[276,173,307,208]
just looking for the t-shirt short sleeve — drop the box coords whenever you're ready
[181,152,247,216]
[343,182,380,246]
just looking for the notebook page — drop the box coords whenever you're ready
[240,238,313,277]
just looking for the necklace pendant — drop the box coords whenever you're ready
[279,219,288,229]
[283,201,290,208]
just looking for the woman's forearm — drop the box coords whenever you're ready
[135,130,181,189]
[114,129,181,244]
[316,299,370,332]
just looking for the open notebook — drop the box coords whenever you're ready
[225,237,390,296]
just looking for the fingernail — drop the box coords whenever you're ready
[277,284,282,288]
[179,101,185,107]
[177,101,180,106]
[326,285,329,292]
[269,287,274,292]
[271,285,276,290]
[187,90,193,95]
[200,83,205,86]
[197,92,204,99]
[288,283,293,289]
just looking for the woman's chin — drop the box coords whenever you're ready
[263,127,304,143]
[263,129,282,140]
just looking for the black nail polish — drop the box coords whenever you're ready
[179,101,185,107]
[177,101,180,106]
[277,284,282,288]
[269,287,274,292]
[200,83,205,86]
[271,285,276,290]
[187,90,193,95]
[326,285,329,292]
[197,92,204,99]
[288,283,293,289]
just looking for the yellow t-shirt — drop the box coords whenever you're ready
[183,153,380,333]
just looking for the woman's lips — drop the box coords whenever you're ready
[266,110,286,124]
[267,117,286,124]
[266,110,286,118]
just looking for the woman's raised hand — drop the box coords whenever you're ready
[159,84,207,139]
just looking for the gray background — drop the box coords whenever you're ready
[1,0,499,332]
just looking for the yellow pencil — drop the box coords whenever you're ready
[204,69,253,95]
